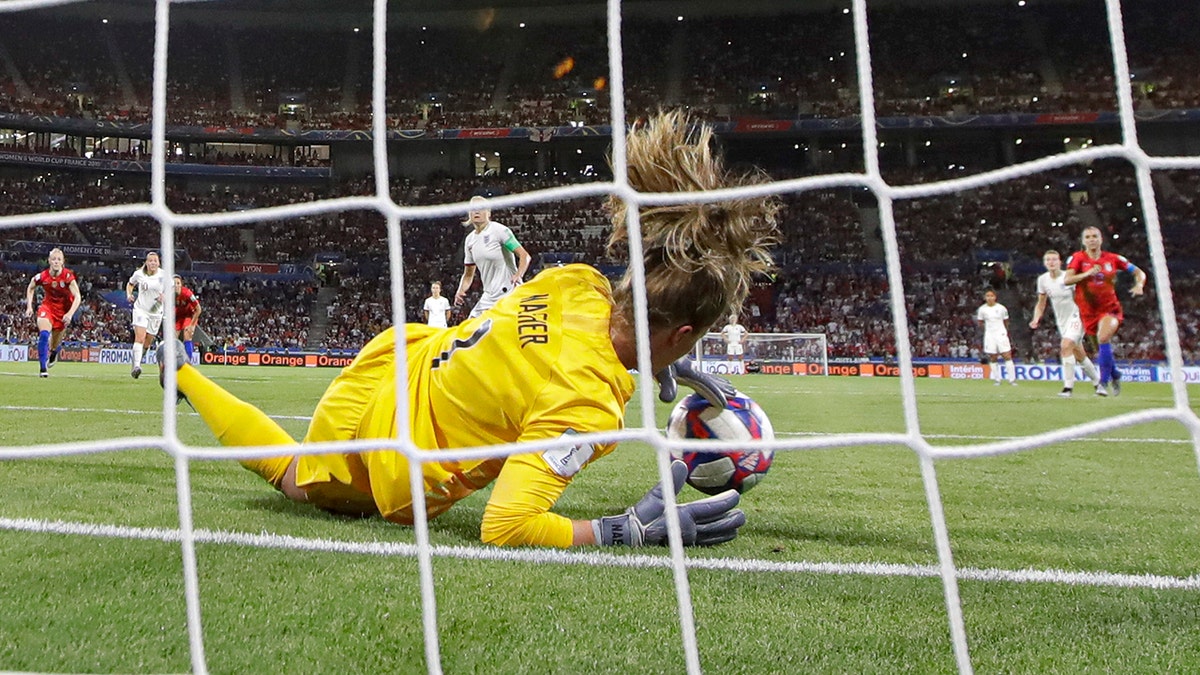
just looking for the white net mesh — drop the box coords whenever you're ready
[1,0,1199,674]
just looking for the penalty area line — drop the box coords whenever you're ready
[775,430,1193,445]
[2,516,1197,591]
[0,404,313,422]
[1,406,1189,444]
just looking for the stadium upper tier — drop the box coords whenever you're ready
[0,1,1197,132]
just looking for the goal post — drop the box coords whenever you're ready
[695,332,829,376]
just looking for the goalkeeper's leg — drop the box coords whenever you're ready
[174,363,298,490]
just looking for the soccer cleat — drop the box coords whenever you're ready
[1010,381,1018,386]
[131,365,142,379]
[39,369,48,378]
[993,380,1001,386]
[47,350,58,369]
[1095,384,1108,397]
[1110,376,1121,397]
[1059,388,1072,398]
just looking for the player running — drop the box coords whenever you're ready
[173,275,202,362]
[1063,227,1146,396]
[1029,249,1100,397]
[976,288,1017,386]
[453,195,532,319]
[125,251,168,379]
[24,248,81,378]
[159,112,777,549]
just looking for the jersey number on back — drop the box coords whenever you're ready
[430,319,492,370]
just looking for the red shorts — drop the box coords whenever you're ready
[37,305,66,331]
[176,316,196,333]
[1080,306,1122,336]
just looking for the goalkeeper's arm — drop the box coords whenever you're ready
[481,451,744,547]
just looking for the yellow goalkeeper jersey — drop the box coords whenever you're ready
[296,264,635,547]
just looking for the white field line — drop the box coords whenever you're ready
[0,404,315,422]
[2,516,1197,591]
[1,405,1190,445]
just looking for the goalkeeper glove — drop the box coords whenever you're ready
[156,339,191,406]
[655,357,736,408]
[593,460,745,547]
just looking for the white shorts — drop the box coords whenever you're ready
[132,309,163,336]
[469,288,512,319]
[983,332,1011,355]
[468,301,491,320]
[1057,314,1084,344]
[726,343,744,356]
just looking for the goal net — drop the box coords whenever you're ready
[2,0,1200,674]
[695,332,828,376]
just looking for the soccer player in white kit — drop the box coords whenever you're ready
[453,196,532,319]
[422,281,452,328]
[721,313,747,373]
[125,251,169,379]
[975,288,1017,386]
[1029,249,1101,397]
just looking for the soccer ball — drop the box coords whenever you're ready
[666,392,774,495]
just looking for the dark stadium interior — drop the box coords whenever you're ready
[1,0,1197,364]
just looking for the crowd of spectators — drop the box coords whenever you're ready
[0,263,318,351]
[196,276,317,351]
[1,1,1199,135]
[4,160,1199,363]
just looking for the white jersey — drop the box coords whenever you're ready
[976,301,1012,354]
[423,295,451,328]
[464,220,520,316]
[128,268,168,315]
[722,323,747,346]
[1036,271,1083,339]
[975,302,1010,335]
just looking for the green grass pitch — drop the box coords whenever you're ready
[1,361,1198,674]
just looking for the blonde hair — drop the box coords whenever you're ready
[462,195,490,226]
[607,111,779,330]
[141,251,160,274]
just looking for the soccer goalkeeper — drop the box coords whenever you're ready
[164,111,779,548]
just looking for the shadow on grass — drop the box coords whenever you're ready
[241,494,486,545]
[749,520,935,556]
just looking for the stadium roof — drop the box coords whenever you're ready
[63,0,1043,24]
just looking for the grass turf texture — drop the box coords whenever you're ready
[1,362,1198,673]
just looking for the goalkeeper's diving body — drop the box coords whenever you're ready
[163,112,779,548]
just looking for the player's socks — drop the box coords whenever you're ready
[1097,343,1114,385]
[1081,357,1099,383]
[176,366,297,488]
[1005,360,1016,383]
[132,342,144,372]
[37,330,50,371]
[184,340,194,360]
[1062,354,1077,389]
